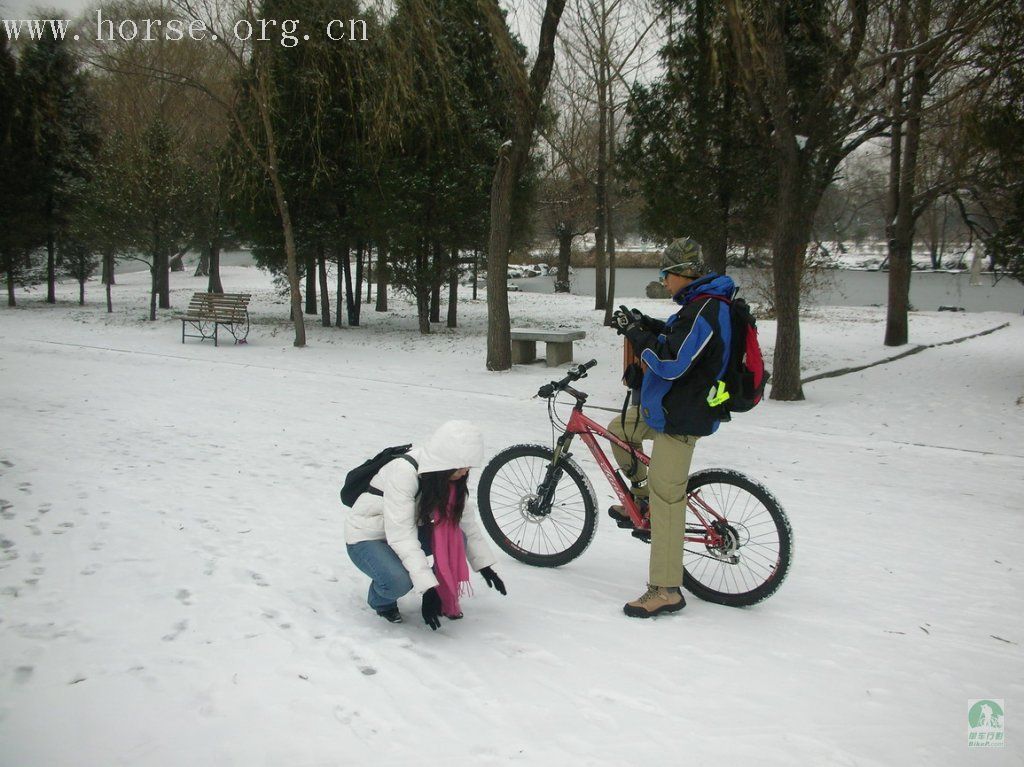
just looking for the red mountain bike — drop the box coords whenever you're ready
[477,360,793,607]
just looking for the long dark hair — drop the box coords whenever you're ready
[417,470,468,525]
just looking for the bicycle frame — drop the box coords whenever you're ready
[549,394,727,546]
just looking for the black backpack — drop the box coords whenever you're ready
[339,445,418,507]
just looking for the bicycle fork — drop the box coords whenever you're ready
[528,432,575,516]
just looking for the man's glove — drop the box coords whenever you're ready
[422,587,442,630]
[480,566,507,595]
[611,308,639,334]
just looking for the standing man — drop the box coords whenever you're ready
[608,238,735,618]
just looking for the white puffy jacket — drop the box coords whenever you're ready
[344,421,497,594]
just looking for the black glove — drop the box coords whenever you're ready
[611,305,643,335]
[480,566,507,596]
[421,587,442,630]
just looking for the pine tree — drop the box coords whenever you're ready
[622,0,772,272]
[17,26,99,303]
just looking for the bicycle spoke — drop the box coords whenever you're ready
[680,473,791,603]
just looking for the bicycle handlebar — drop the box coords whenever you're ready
[536,359,598,399]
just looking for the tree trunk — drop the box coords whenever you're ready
[351,240,364,326]
[594,54,609,312]
[365,246,373,304]
[46,225,55,304]
[769,156,810,402]
[78,278,85,305]
[318,242,330,327]
[430,241,442,324]
[342,246,350,327]
[375,237,388,313]
[102,249,115,286]
[7,267,16,307]
[103,251,114,312]
[416,242,431,335]
[208,240,223,294]
[481,0,567,370]
[885,0,931,347]
[170,253,184,272]
[555,227,572,292]
[305,254,317,314]
[603,96,618,326]
[150,264,158,321]
[194,246,210,277]
[447,246,458,328]
[157,242,170,309]
[256,66,305,348]
[486,144,515,367]
[472,248,479,301]
[342,243,354,325]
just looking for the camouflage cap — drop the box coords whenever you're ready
[659,237,705,278]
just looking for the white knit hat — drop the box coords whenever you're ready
[417,420,485,473]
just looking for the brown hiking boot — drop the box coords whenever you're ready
[623,584,686,618]
[608,498,649,528]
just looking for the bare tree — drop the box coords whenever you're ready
[478,0,568,371]
[883,0,999,346]
[558,0,660,318]
[87,0,308,345]
[723,0,891,400]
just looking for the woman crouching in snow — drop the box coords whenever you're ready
[345,420,507,628]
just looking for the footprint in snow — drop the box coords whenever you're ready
[176,589,192,605]
[13,666,33,684]
[162,620,188,642]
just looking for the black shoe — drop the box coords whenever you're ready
[376,606,403,623]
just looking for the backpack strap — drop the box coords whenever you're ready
[367,454,419,497]
[691,292,731,304]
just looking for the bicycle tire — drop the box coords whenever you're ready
[682,468,793,607]
[477,443,598,567]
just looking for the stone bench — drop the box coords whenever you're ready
[510,328,586,367]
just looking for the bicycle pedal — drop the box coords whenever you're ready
[631,529,651,543]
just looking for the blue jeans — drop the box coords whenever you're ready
[347,528,431,612]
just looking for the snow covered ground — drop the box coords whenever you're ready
[1,266,1022,766]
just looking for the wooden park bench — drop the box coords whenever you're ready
[510,328,586,367]
[177,292,251,346]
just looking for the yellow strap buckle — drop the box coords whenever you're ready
[707,380,730,407]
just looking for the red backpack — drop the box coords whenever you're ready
[698,294,769,414]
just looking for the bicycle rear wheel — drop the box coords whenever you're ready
[477,443,598,567]
[682,468,793,607]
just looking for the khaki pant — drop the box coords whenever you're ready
[608,407,697,587]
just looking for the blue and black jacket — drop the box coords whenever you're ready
[623,273,734,436]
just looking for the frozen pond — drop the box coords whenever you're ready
[513,267,1024,314]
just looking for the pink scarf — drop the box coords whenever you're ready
[432,484,472,617]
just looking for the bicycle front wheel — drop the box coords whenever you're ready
[477,443,598,567]
[682,469,793,607]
